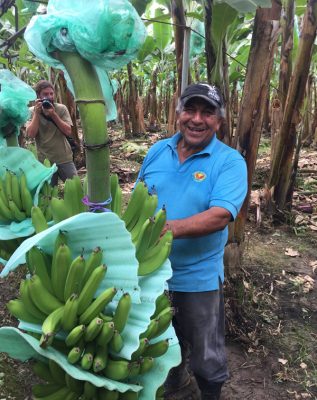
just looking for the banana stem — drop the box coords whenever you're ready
[53,51,110,204]
[3,123,19,147]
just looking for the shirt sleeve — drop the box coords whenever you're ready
[209,153,247,220]
[58,104,73,126]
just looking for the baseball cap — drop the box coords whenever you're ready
[179,83,225,116]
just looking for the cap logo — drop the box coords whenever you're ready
[208,86,221,104]
[193,171,207,182]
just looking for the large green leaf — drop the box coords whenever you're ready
[216,0,272,13]
[137,35,156,63]
[153,8,172,53]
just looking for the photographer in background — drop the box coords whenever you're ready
[26,80,77,186]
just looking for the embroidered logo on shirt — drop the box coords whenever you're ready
[193,171,206,182]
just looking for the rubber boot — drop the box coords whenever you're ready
[195,376,223,400]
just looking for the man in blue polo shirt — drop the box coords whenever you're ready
[138,83,247,400]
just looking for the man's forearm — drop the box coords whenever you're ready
[164,207,232,239]
[26,114,40,138]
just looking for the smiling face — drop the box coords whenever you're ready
[177,97,222,153]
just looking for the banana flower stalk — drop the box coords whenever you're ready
[24,0,146,203]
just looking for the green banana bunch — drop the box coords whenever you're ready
[110,173,122,217]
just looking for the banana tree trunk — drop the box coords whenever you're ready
[278,0,294,108]
[269,1,317,209]
[171,0,186,97]
[3,123,19,147]
[234,2,281,243]
[127,62,139,136]
[54,51,110,204]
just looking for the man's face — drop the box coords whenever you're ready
[39,87,55,102]
[177,97,222,150]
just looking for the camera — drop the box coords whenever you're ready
[41,98,53,109]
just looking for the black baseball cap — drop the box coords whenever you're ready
[179,83,225,116]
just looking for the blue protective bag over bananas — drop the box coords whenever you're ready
[0,147,56,255]
[0,212,181,399]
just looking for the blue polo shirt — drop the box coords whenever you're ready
[138,132,247,292]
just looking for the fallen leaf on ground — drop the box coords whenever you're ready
[285,248,300,257]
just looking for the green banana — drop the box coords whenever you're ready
[0,191,12,221]
[64,178,78,216]
[73,175,87,213]
[7,299,42,324]
[151,291,171,320]
[131,338,149,361]
[156,385,165,398]
[51,243,72,302]
[109,330,124,353]
[51,197,72,223]
[65,324,86,347]
[67,345,83,364]
[130,193,158,242]
[78,264,106,315]
[32,386,74,400]
[10,171,22,210]
[48,359,66,385]
[92,344,108,372]
[27,246,54,293]
[81,342,95,370]
[0,177,9,207]
[65,373,84,395]
[33,360,55,382]
[29,275,63,315]
[147,206,167,248]
[32,383,64,398]
[20,171,33,217]
[82,246,104,286]
[103,359,130,381]
[138,232,173,276]
[152,306,174,339]
[3,170,12,201]
[112,292,131,333]
[134,218,155,261]
[19,279,47,320]
[79,287,117,325]
[110,174,122,216]
[83,381,97,399]
[140,319,159,340]
[143,339,169,358]
[61,294,79,332]
[96,321,115,346]
[121,181,148,230]
[99,312,113,323]
[97,388,119,400]
[8,198,26,221]
[64,254,86,301]
[127,361,140,378]
[31,206,49,233]
[84,317,104,342]
[40,306,65,348]
[139,356,154,374]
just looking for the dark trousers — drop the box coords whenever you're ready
[51,161,77,186]
[165,283,229,394]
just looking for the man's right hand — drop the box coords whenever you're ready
[34,99,43,115]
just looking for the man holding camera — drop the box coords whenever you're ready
[26,80,77,186]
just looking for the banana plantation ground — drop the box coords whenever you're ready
[0,128,316,400]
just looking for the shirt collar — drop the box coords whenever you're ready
[168,131,218,156]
